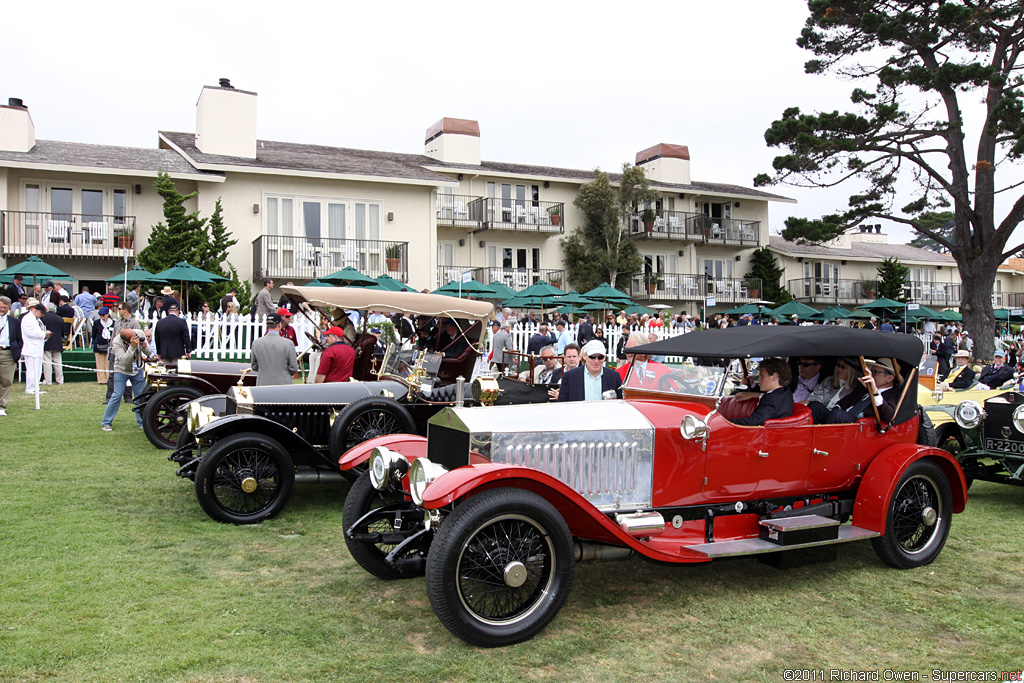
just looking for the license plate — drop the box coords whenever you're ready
[984,438,1024,453]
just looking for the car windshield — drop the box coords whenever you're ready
[379,344,443,379]
[623,357,736,398]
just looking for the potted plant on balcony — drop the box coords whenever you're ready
[549,275,563,290]
[745,278,760,300]
[550,206,561,226]
[644,272,663,295]
[118,225,134,249]
[858,279,877,299]
[385,243,402,272]
[642,208,656,232]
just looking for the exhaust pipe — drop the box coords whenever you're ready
[574,542,634,563]
[294,471,346,484]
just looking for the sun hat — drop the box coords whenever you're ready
[160,286,174,295]
[867,358,897,374]
[953,349,972,358]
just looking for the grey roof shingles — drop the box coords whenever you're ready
[0,139,213,177]
[161,131,792,200]
[769,235,956,264]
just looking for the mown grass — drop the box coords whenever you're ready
[1,383,1022,683]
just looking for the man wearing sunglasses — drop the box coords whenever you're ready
[791,356,825,402]
[556,339,622,402]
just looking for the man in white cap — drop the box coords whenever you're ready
[940,350,975,391]
[556,339,621,402]
[977,349,1013,390]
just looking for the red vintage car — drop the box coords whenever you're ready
[339,326,967,647]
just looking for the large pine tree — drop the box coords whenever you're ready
[744,248,792,305]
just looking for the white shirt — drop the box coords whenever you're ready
[0,315,10,348]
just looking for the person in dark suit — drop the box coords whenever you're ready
[5,275,26,303]
[557,340,622,402]
[810,357,901,424]
[730,357,794,425]
[0,296,24,416]
[934,330,956,379]
[41,304,65,385]
[527,323,556,356]
[576,316,594,346]
[939,349,975,390]
[978,349,1014,389]
[154,304,192,362]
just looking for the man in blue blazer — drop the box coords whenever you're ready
[557,340,622,402]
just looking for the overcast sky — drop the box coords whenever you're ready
[5,0,1020,247]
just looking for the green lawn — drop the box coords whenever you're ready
[1,383,1022,683]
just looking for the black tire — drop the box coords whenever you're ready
[425,488,574,647]
[143,386,203,450]
[871,459,952,569]
[917,409,937,447]
[343,471,424,580]
[936,423,973,488]
[329,396,415,481]
[194,434,295,524]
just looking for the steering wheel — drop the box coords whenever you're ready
[305,331,325,352]
[658,372,700,393]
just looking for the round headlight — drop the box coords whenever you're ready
[1012,405,1024,434]
[409,458,448,506]
[953,400,983,430]
[680,414,708,440]
[368,447,408,490]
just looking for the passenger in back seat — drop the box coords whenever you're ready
[730,358,794,426]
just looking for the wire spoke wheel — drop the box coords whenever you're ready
[143,387,202,449]
[456,515,553,625]
[872,460,952,569]
[426,488,574,647]
[346,409,404,444]
[195,434,294,524]
[343,472,424,580]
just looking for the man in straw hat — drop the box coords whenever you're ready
[939,349,975,391]
[810,357,901,424]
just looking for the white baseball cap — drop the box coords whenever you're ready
[582,340,607,357]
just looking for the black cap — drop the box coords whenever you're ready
[266,313,282,325]
[167,303,179,311]
[43,281,54,288]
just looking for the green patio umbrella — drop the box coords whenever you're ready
[845,309,877,319]
[320,266,382,288]
[939,309,962,321]
[487,281,518,300]
[581,282,632,307]
[857,297,906,317]
[722,303,763,316]
[433,278,495,298]
[622,303,656,316]
[548,290,595,316]
[0,255,72,286]
[904,304,944,321]
[373,274,414,292]
[304,279,334,287]
[104,266,168,284]
[153,261,229,310]
[768,300,819,320]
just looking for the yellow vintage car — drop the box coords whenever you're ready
[918,368,1017,449]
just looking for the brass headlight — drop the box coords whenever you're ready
[471,376,501,405]
[409,458,448,506]
[188,403,216,433]
[953,400,984,430]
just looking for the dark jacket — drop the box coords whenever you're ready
[947,364,976,390]
[978,363,1014,388]
[5,283,25,302]
[1,313,23,363]
[42,312,64,352]
[731,387,794,426]
[527,331,556,356]
[576,321,594,346]
[155,314,191,360]
[556,365,622,402]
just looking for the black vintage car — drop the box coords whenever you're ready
[926,388,1024,489]
[171,286,550,524]
[135,359,260,449]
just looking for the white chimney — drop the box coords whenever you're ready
[0,98,35,153]
[195,79,257,159]
[424,117,480,165]
[635,143,690,185]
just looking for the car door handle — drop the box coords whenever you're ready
[813,448,829,456]
[758,450,769,458]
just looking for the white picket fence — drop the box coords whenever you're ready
[135,312,323,361]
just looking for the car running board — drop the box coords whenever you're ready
[686,517,878,558]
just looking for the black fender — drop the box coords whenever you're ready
[190,393,229,415]
[194,414,327,468]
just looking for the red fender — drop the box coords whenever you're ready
[338,434,427,471]
[421,463,709,563]
[853,443,968,534]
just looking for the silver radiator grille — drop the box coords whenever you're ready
[502,441,640,498]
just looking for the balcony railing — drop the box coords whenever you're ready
[253,235,409,282]
[629,212,760,246]
[1004,292,1024,309]
[436,266,566,292]
[788,278,963,308]
[1,210,136,259]
[627,273,762,303]
[483,199,564,233]
[436,194,486,230]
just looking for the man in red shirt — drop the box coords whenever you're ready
[315,326,355,383]
[276,308,298,345]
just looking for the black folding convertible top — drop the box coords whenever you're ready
[632,325,924,366]
[632,326,925,425]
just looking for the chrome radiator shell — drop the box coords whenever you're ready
[427,402,655,511]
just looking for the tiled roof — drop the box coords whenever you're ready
[0,139,212,177]
[427,159,794,201]
[160,132,455,183]
[161,131,792,201]
[769,235,957,265]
